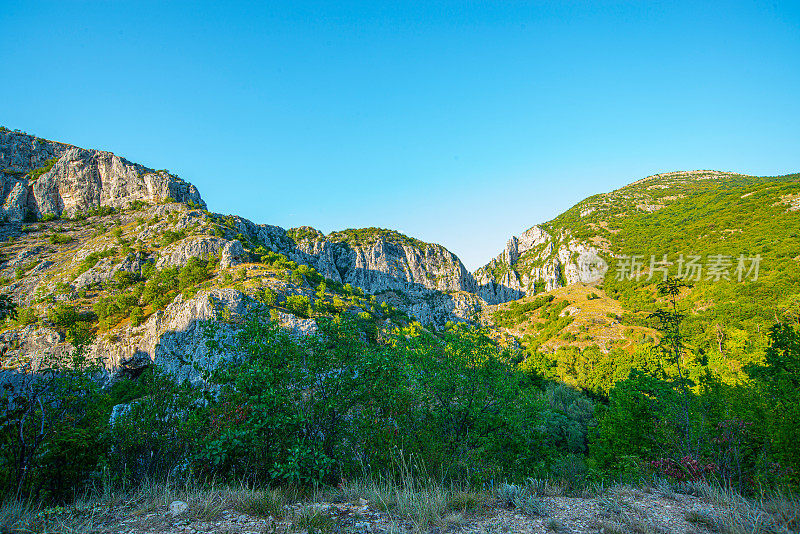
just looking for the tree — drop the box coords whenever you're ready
[285,295,312,318]
[648,277,696,456]
[747,323,800,486]
[590,370,679,471]
[0,349,103,498]
[0,293,17,322]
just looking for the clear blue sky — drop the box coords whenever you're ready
[2,1,799,269]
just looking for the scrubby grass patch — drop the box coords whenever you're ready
[231,487,287,519]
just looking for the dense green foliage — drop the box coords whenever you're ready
[327,227,429,249]
[1,305,798,503]
[492,294,554,327]
[92,257,215,329]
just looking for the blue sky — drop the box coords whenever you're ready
[1,1,799,269]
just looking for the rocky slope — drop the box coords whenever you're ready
[0,199,487,383]
[0,127,497,383]
[4,127,798,384]
[1,129,204,221]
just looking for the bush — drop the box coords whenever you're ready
[28,157,57,182]
[130,306,144,326]
[159,229,187,247]
[47,303,93,346]
[178,257,212,291]
[0,348,106,501]
[256,287,278,306]
[14,306,37,326]
[49,233,72,245]
[187,316,568,486]
[77,248,116,274]
[285,294,312,317]
[747,324,800,486]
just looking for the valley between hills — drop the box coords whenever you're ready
[1,126,799,533]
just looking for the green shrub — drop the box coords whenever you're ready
[14,306,37,326]
[130,306,144,326]
[159,229,187,247]
[0,348,106,501]
[285,294,312,317]
[76,248,116,275]
[48,233,72,245]
[47,303,94,345]
[27,157,57,182]
[256,287,278,306]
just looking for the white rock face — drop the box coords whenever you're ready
[263,228,477,295]
[32,148,205,218]
[0,131,204,221]
[155,236,231,268]
[473,225,608,301]
[220,240,247,268]
[0,129,67,173]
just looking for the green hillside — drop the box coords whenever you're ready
[489,171,800,390]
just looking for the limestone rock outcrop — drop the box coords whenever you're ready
[473,225,608,301]
[0,130,204,221]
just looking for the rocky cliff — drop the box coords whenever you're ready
[1,129,204,221]
[473,224,609,302]
[0,128,497,383]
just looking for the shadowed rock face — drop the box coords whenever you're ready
[0,130,205,221]
[290,233,478,294]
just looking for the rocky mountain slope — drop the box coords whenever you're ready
[476,169,800,302]
[3,127,799,384]
[1,129,204,221]
[478,169,800,389]
[0,127,497,382]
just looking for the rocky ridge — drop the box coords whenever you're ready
[0,200,484,384]
[0,128,504,383]
[1,129,204,221]
[473,225,609,302]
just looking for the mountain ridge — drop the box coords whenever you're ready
[3,125,798,386]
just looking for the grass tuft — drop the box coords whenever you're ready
[232,488,286,519]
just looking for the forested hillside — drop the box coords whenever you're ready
[481,171,800,393]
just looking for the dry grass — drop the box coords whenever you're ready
[1,476,797,534]
[342,476,453,529]
[340,472,490,531]
[291,507,336,534]
[594,494,668,534]
[0,500,38,534]
[525,477,567,497]
[0,497,108,534]
[230,487,288,519]
[685,508,720,531]
[680,482,799,534]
